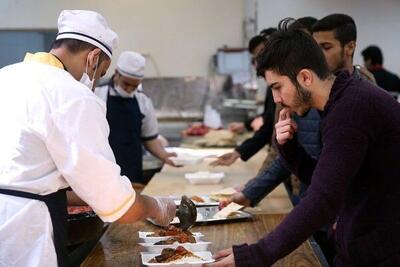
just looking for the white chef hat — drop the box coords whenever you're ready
[116,51,146,79]
[56,10,118,58]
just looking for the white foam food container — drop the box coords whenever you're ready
[141,251,214,267]
[184,172,224,185]
[169,154,204,166]
[139,241,211,254]
[139,232,204,244]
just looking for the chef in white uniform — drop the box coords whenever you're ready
[95,51,177,185]
[0,10,175,267]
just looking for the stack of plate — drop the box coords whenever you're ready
[139,231,214,266]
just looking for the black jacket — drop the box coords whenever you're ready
[235,88,275,161]
[371,68,400,93]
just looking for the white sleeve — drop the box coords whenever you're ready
[137,93,159,140]
[45,97,135,222]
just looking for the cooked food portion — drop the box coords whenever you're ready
[203,130,236,147]
[67,205,93,215]
[209,187,237,201]
[190,195,205,203]
[147,225,193,237]
[153,233,196,245]
[148,246,203,263]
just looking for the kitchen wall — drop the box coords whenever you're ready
[0,0,244,77]
[2,1,399,77]
[256,0,400,73]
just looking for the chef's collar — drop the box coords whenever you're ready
[24,52,66,70]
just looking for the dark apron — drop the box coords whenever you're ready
[0,187,69,267]
[106,86,144,183]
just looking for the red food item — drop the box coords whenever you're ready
[67,205,93,215]
[182,123,210,136]
[190,195,205,203]
[147,225,193,237]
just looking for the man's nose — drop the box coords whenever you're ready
[272,91,282,104]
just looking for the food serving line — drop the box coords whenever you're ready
[81,148,324,266]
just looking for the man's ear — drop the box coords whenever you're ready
[297,69,313,87]
[88,48,102,69]
[345,41,356,57]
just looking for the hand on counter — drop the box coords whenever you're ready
[163,152,182,167]
[275,108,298,145]
[144,139,181,167]
[209,151,240,167]
[203,248,235,267]
[219,192,251,209]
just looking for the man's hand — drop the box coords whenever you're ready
[118,195,175,224]
[144,139,181,167]
[209,151,240,167]
[219,192,251,209]
[149,197,176,226]
[203,248,235,267]
[163,152,182,167]
[228,122,245,134]
[275,108,298,145]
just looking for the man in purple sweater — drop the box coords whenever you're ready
[205,18,400,267]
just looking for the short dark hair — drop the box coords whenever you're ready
[248,28,277,53]
[296,16,318,34]
[312,13,357,46]
[248,35,266,54]
[260,27,277,38]
[361,45,383,65]
[256,18,330,85]
[51,38,109,62]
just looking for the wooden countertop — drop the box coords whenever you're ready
[81,148,322,267]
[82,214,321,267]
[142,148,292,215]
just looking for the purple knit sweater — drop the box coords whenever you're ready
[233,71,400,267]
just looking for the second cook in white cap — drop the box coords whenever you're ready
[95,51,179,186]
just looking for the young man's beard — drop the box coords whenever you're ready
[292,84,312,116]
[332,48,346,73]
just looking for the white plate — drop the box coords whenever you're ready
[165,148,221,158]
[139,232,204,244]
[184,172,224,185]
[141,251,214,266]
[139,242,211,253]
[169,154,204,166]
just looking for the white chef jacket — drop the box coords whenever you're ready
[0,53,135,267]
[94,83,159,140]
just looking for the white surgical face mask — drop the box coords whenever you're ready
[80,56,99,90]
[114,84,135,98]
